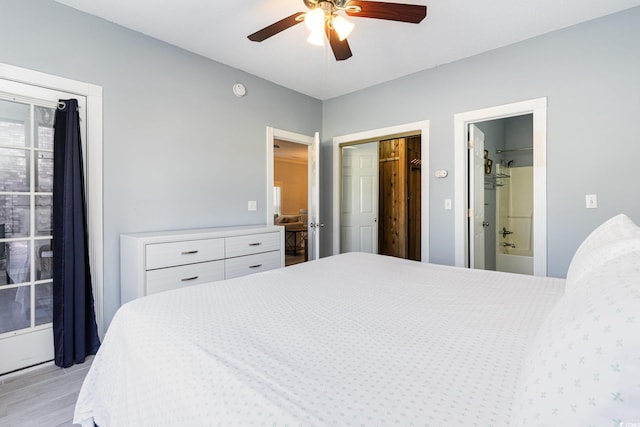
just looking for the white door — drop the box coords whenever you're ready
[0,79,87,374]
[469,124,485,269]
[340,142,378,253]
[307,132,321,260]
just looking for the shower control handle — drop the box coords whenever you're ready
[501,227,514,238]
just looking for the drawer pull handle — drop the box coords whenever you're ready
[249,242,262,246]
[249,264,263,269]
[181,250,199,255]
[181,276,199,282]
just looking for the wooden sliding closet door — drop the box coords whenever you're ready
[378,138,407,258]
[377,136,421,260]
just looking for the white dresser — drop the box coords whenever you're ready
[120,225,284,304]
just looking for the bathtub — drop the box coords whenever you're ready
[496,250,533,275]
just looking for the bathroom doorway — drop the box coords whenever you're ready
[474,115,534,274]
[454,98,547,277]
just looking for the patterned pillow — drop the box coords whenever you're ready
[510,250,640,426]
[566,214,640,292]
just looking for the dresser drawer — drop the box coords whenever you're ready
[224,251,281,279]
[146,260,224,295]
[225,232,281,258]
[146,238,224,270]
[121,226,284,304]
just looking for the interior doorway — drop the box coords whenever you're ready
[273,139,309,266]
[454,98,547,276]
[470,115,534,275]
[333,120,429,262]
[266,127,320,264]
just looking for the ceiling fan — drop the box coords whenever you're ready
[248,0,427,61]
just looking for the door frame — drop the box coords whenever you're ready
[265,127,319,259]
[332,120,430,261]
[453,97,547,276]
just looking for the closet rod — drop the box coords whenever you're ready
[496,147,533,153]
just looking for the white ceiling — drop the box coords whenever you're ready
[54,0,640,100]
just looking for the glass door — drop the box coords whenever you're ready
[0,82,86,374]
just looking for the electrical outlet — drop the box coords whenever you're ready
[248,200,257,211]
[585,194,597,209]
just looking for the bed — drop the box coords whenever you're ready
[74,214,640,426]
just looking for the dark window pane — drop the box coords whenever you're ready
[0,286,31,334]
[35,282,53,326]
[34,106,55,150]
[36,239,53,280]
[0,195,30,237]
[35,196,52,236]
[0,99,30,148]
[0,147,30,192]
[35,150,53,192]
[6,241,30,284]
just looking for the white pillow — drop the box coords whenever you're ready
[566,214,640,292]
[510,250,640,426]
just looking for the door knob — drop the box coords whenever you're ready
[482,221,490,228]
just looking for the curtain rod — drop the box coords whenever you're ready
[496,147,533,153]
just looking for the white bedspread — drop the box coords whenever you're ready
[74,253,564,426]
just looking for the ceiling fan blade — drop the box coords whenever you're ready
[325,25,353,61]
[248,12,306,42]
[345,1,427,24]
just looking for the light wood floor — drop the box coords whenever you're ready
[0,358,92,427]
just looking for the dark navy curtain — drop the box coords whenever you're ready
[52,98,100,368]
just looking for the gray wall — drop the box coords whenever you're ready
[0,0,322,328]
[322,7,640,277]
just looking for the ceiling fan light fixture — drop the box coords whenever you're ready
[304,7,325,32]
[331,14,354,41]
[307,28,325,46]
[248,0,428,61]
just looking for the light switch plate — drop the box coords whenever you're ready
[585,194,597,209]
[248,200,257,211]
[444,199,452,210]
